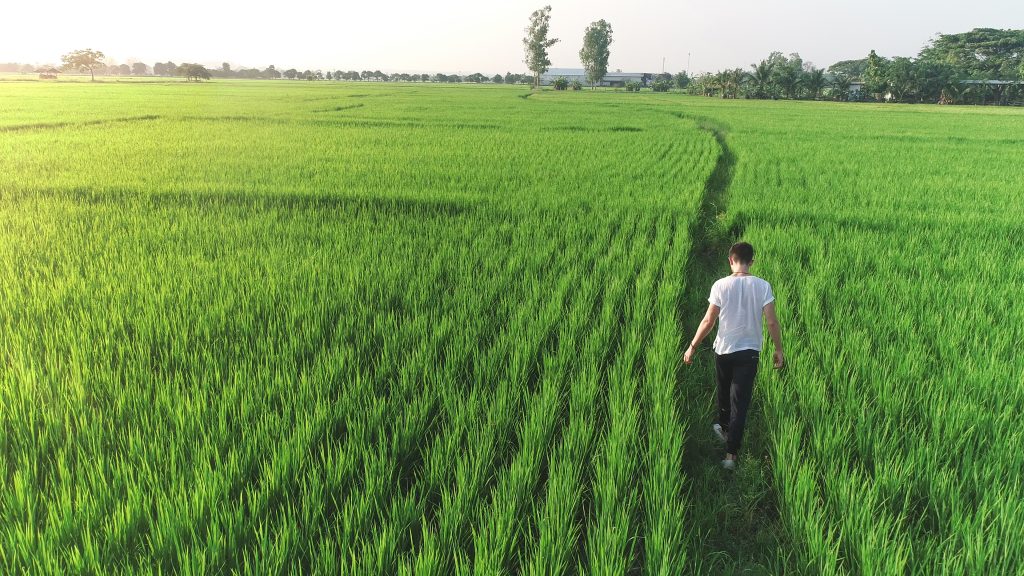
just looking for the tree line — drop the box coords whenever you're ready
[7,49,534,85]
[689,29,1024,105]
[274,69,534,84]
[12,26,1021,105]
[517,9,1021,106]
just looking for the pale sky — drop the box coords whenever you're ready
[3,1,1022,74]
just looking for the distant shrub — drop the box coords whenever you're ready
[552,77,569,91]
[624,80,641,92]
[651,79,672,92]
[570,79,583,91]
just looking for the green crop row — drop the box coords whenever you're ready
[679,96,1024,574]
[0,82,718,573]
[4,80,1021,573]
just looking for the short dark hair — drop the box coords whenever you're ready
[729,242,754,264]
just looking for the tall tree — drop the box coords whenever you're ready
[830,74,852,101]
[180,64,211,82]
[915,60,957,103]
[827,58,869,78]
[61,48,105,81]
[748,59,775,98]
[131,62,148,76]
[728,68,746,98]
[886,57,918,101]
[674,71,691,90]
[774,64,801,99]
[918,28,1024,80]
[771,53,805,99]
[805,67,826,99]
[523,5,559,89]
[579,19,613,89]
[864,50,890,100]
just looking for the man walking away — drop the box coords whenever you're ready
[683,242,784,470]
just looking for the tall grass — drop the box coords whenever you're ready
[0,82,717,572]
[4,80,1020,572]
[680,96,1024,573]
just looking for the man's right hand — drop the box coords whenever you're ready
[773,349,785,369]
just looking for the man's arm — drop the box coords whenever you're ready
[763,302,785,369]
[683,303,719,365]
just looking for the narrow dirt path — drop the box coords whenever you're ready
[677,117,789,574]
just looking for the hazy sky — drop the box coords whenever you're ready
[4,1,1022,74]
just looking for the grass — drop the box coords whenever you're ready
[2,80,1023,574]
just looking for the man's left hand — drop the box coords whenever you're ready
[683,345,695,365]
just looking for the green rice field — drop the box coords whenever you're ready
[2,80,1023,574]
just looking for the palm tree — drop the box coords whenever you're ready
[805,67,826,100]
[748,60,775,98]
[728,68,747,99]
[830,74,852,101]
[714,70,729,98]
[775,65,803,99]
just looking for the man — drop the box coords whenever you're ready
[683,242,784,470]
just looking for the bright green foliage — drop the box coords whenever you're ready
[918,28,1024,80]
[580,19,613,88]
[681,96,1024,573]
[864,49,890,98]
[0,82,715,573]
[522,5,559,89]
[2,81,1024,574]
[60,48,105,81]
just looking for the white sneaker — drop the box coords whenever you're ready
[712,424,727,444]
[721,458,736,471]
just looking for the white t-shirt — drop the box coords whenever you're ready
[708,275,775,354]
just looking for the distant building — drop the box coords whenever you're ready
[959,79,1024,105]
[848,81,864,100]
[539,68,649,87]
[36,67,60,80]
[960,80,1024,86]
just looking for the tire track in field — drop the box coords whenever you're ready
[676,115,788,574]
[313,103,365,113]
[0,114,162,133]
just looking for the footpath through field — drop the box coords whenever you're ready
[675,115,789,574]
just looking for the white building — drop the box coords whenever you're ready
[539,68,649,87]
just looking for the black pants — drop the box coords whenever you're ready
[715,349,760,455]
